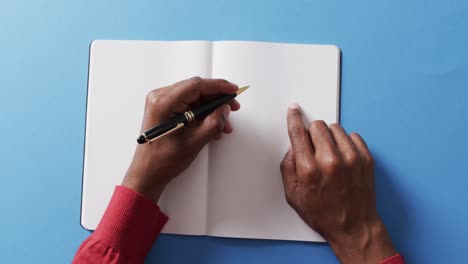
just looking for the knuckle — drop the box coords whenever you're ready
[207,115,224,133]
[322,156,342,174]
[329,123,341,130]
[218,79,230,85]
[302,162,318,177]
[343,152,360,167]
[145,90,163,106]
[350,131,361,139]
[308,120,326,132]
[189,76,203,87]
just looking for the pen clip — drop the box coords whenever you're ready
[147,122,185,144]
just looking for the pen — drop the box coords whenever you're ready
[137,85,249,144]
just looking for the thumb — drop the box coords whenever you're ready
[190,104,231,147]
[280,149,298,199]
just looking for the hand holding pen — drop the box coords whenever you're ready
[137,85,248,144]
[122,77,244,202]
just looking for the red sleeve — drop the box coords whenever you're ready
[380,253,405,264]
[73,185,168,264]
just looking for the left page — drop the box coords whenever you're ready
[82,40,212,235]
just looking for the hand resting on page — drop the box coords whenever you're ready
[281,103,397,264]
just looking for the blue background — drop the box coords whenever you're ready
[1,0,467,263]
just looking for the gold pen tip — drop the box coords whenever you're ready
[236,85,250,95]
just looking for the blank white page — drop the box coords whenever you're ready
[82,40,212,235]
[208,41,340,241]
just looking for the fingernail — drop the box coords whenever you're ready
[222,104,231,120]
[289,102,301,110]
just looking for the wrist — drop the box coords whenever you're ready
[121,176,166,203]
[328,219,397,264]
[122,165,166,203]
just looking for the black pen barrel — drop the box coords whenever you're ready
[138,92,237,144]
[138,115,186,143]
[192,93,236,118]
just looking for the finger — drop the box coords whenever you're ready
[190,104,230,147]
[197,78,239,96]
[350,132,374,187]
[287,103,315,176]
[280,149,298,196]
[349,132,373,167]
[224,119,233,134]
[214,134,222,140]
[308,120,340,158]
[187,115,233,134]
[229,99,241,111]
[199,96,239,111]
[169,77,238,111]
[329,124,360,166]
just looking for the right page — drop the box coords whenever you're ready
[208,41,340,241]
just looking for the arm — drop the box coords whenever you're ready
[281,103,405,264]
[73,186,168,264]
[73,77,240,264]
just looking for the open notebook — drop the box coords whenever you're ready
[82,40,340,242]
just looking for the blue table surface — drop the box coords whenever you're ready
[1,0,467,263]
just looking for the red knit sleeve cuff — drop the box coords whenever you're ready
[380,253,405,264]
[91,185,168,261]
